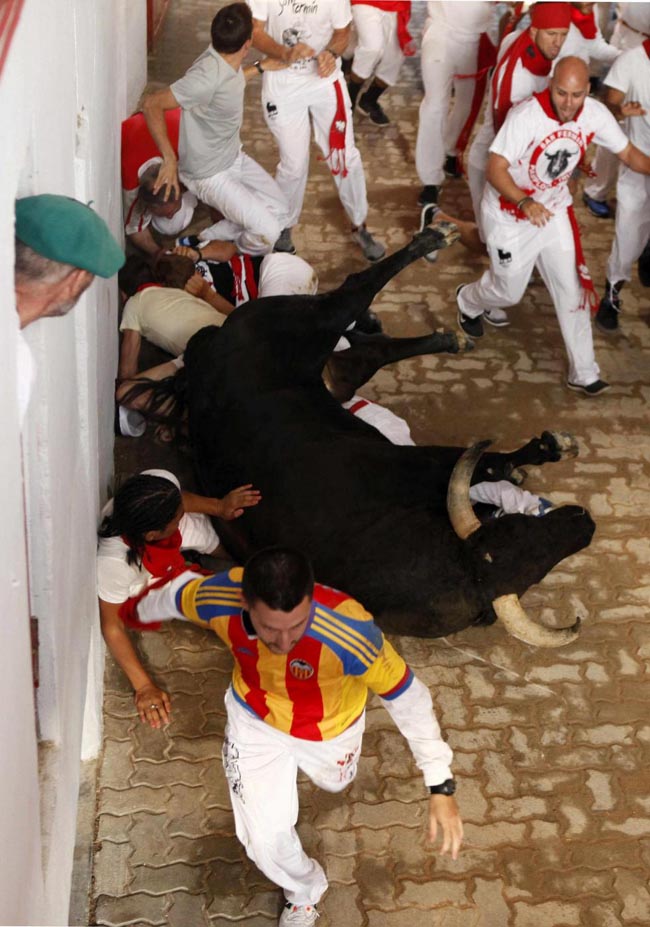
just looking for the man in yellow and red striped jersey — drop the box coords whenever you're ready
[126,546,463,927]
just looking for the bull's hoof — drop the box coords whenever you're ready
[456,333,475,353]
[411,222,461,258]
[543,430,579,461]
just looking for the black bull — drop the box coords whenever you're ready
[184,229,595,646]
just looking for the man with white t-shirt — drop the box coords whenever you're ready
[249,0,386,262]
[595,42,650,331]
[456,57,650,396]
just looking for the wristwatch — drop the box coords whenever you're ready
[429,778,456,796]
[253,59,264,74]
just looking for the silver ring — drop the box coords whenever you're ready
[150,704,159,710]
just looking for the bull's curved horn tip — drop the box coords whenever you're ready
[493,593,582,649]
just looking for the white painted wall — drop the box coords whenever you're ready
[0,1,146,923]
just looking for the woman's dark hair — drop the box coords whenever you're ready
[242,547,314,611]
[118,254,155,297]
[211,2,253,54]
[154,252,195,290]
[98,474,182,566]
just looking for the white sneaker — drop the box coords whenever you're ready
[116,405,146,438]
[279,902,320,926]
[484,307,510,327]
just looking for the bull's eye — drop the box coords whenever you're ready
[484,552,493,563]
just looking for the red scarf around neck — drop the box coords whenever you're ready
[570,6,597,40]
[119,529,206,631]
[492,29,552,133]
[644,39,650,59]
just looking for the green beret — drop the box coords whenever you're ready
[15,194,125,278]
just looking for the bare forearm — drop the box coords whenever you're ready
[118,330,142,380]
[486,157,527,205]
[621,143,650,175]
[102,618,153,691]
[128,228,163,257]
[252,22,290,60]
[201,286,234,316]
[142,96,177,164]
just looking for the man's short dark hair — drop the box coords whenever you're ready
[138,164,182,208]
[211,2,253,54]
[154,253,196,290]
[118,254,155,297]
[243,547,315,612]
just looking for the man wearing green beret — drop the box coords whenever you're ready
[14,194,125,329]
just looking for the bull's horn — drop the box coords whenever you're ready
[447,440,492,539]
[493,593,581,648]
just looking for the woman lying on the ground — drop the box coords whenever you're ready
[97,469,260,728]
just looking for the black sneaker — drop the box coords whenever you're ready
[444,155,462,179]
[357,94,390,126]
[456,285,483,338]
[417,185,439,206]
[595,280,623,332]
[566,379,611,396]
[274,228,296,254]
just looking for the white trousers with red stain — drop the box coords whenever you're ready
[458,205,601,387]
[262,74,369,229]
[222,688,364,907]
[180,150,289,256]
[351,4,404,85]
[416,27,482,187]
[607,165,650,283]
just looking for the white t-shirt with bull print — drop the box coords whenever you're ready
[485,91,628,221]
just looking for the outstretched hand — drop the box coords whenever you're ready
[219,484,262,520]
[153,158,180,202]
[620,100,647,118]
[428,795,463,860]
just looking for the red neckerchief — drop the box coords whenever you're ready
[570,5,597,39]
[644,39,650,58]
[320,79,349,177]
[118,529,208,631]
[454,33,498,174]
[230,254,259,304]
[135,282,162,293]
[351,1,414,54]
[492,28,552,133]
[530,89,597,311]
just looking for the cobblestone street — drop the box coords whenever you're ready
[91,4,650,925]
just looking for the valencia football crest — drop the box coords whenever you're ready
[289,658,315,680]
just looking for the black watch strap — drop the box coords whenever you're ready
[429,778,456,796]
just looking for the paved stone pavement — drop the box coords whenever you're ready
[91,4,650,926]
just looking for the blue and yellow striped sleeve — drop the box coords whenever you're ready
[178,567,244,633]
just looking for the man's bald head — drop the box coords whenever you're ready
[549,56,590,123]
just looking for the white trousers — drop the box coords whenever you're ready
[180,150,289,256]
[416,27,482,186]
[222,688,364,906]
[263,75,369,228]
[258,252,319,297]
[583,145,619,201]
[351,5,404,85]
[458,205,600,386]
[607,166,650,284]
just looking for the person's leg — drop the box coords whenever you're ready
[357,9,403,125]
[535,211,601,388]
[294,713,365,794]
[310,78,370,229]
[607,168,650,285]
[583,145,619,207]
[415,28,453,191]
[466,131,492,234]
[343,396,415,446]
[263,79,313,230]
[222,690,329,908]
[350,4,385,83]
[457,211,538,321]
[258,252,318,297]
[443,36,480,160]
[182,157,285,256]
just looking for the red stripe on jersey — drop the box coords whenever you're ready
[227,613,269,720]
[379,665,412,700]
[348,399,369,415]
[285,636,324,739]
[313,583,349,610]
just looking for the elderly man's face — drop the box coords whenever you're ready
[39,269,94,320]
[150,198,183,220]
[531,26,569,61]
